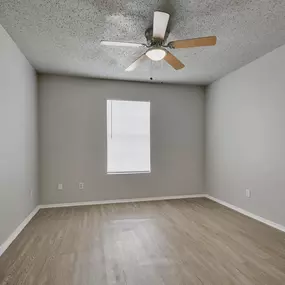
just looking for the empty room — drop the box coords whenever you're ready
[0,0,285,284]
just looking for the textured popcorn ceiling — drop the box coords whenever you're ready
[1,0,285,85]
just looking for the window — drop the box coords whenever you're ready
[107,100,151,174]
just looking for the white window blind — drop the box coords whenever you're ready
[107,100,151,174]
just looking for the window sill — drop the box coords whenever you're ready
[107,171,151,175]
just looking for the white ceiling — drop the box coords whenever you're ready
[1,0,285,85]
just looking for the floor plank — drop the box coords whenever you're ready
[0,198,285,284]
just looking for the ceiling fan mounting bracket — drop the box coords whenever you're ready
[167,42,175,49]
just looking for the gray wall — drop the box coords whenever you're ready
[206,44,285,227]
[39,75,204,204]
[0,25,38,247]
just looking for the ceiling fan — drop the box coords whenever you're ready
[101,11,217,72]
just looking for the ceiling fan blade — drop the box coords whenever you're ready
[168,36,217,49]
[100,41,146,48]
[125,54,148,72]
[164,51,185,70]
[153,11,170,40]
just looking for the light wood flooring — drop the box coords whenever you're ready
[0,198,285,285]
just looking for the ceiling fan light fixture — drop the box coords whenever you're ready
[146,48,166,61]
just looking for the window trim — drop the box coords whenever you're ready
[106,99,151,175]
[107,171,151,175]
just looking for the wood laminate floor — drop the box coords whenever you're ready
[0,198,285,285]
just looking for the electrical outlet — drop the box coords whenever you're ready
[246,189,251,198]
[79,182,84,190]
[58,183,63,190]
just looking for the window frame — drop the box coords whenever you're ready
[106,99,151,175]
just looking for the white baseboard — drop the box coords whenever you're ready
[206,195,285,233]
[40,194,207,209]
[0,206,40,257]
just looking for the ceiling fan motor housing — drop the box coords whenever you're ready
[145,27,169,47]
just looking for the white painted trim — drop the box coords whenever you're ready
[206,195,285,233]
[40,194,207,209]
[0,206,40,256]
